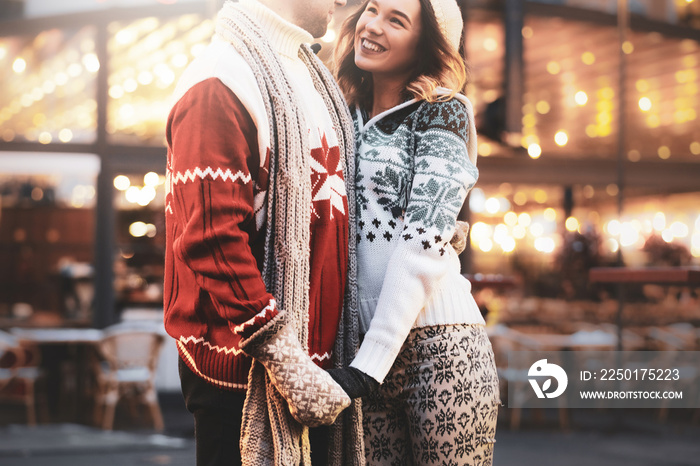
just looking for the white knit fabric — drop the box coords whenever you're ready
[430,0,463,51]
[350,93,483,384]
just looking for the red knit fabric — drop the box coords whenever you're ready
[164,78,348,391]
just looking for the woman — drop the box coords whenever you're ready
[328,0,500,464]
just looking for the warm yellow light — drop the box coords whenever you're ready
[144,172,160,187]
[670,221,689,238]
[581,52,596,65]
[554,131,568,146]
[518,212,532,227]
[622,41,634,54]
[534,189,548,204]
[607,219,621,236]
[38,132,52,144]
[12,57,26,73]
[58,129,73,143]
[635,79,649,92]
[109,85,124,99]
[321,29,336,44]
[504,211,518,227]
[114,175,131,191]
[606,184,619,196]
[574,91,588,106]
[546,61,561,75]
[137,71,154,85]
[565,217,579,232]
[123,78,138,93]
[657,146,671,159]
[530,222,544,237]
[485,198,500,214]
[521,26,533,38]
[478,142,492,157]
[483,38,498,52]
[646,114,660,128]
[501,237,516,253]
[535,100,550,114]
[129,222,148,238]
[534,237,555,253]
[479,239,494,252]
[627,149,641,162]
[513,192,528,206]
[470,222,492,242]
[82,53,100,73]
[544,208,557,222]
[690,142,700,155]
[653,212,666,231]
[600,87,615,100]
[513,225,527,239]
[528,143,542,159]
[125,186,140,203]
[662,229,674,243]
[585,124,598,138]
[638,97,652,111]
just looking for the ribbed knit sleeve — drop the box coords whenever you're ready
[166,77,276,330]
[351,99,479,383]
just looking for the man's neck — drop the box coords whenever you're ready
[238,0,312,61]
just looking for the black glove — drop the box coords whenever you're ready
[327,367,379,399]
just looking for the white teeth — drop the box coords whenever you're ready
[362,39,384,52]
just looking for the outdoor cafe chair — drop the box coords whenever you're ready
[92,322,165,431]
[0,329,46,426]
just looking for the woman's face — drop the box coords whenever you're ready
[353,0,423,81]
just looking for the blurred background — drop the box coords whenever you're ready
[0,0,699,465]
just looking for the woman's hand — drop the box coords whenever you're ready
[450,220,470,255]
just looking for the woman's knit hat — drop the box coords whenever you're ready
[429,0,463,52]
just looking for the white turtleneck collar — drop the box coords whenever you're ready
[237,0,313,61]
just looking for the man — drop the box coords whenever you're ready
[163,0,363,464]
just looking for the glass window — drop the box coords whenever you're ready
[106,14,214,146]
[0,153,99,325]
[0,26,99,144]
[112,171,166,313]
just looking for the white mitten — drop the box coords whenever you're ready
[238,311,351,427]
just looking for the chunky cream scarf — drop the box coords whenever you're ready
[215,3,363,465]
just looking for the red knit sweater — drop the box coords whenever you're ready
[164,77,348,391]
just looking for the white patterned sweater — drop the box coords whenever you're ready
[349,94,485,383]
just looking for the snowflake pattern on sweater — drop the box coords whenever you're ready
[355,99,478,246]
[351,97,483,383]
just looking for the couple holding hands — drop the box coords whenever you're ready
[164,0,499,464]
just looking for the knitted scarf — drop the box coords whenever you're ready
[216,4,363,466]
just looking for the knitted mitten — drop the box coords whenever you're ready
[450,220,470,255]
[238,311,351,427]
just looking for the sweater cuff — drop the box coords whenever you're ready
[231,298,279,340]
[349,337,396,384]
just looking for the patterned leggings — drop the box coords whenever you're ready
[362,324,500,466]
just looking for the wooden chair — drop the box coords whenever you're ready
[489,324,570,430]
[92,323,165,431]
[0,330,46,426]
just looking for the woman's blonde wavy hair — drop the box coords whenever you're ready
[333,0,469,110]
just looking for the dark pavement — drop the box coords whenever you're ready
[1,394,699,465]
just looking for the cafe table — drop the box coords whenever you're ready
[10,327,105,424]
[589,266,700,351]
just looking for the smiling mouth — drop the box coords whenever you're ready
[361,38,386,53]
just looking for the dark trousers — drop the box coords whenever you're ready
[178,358,329,465]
